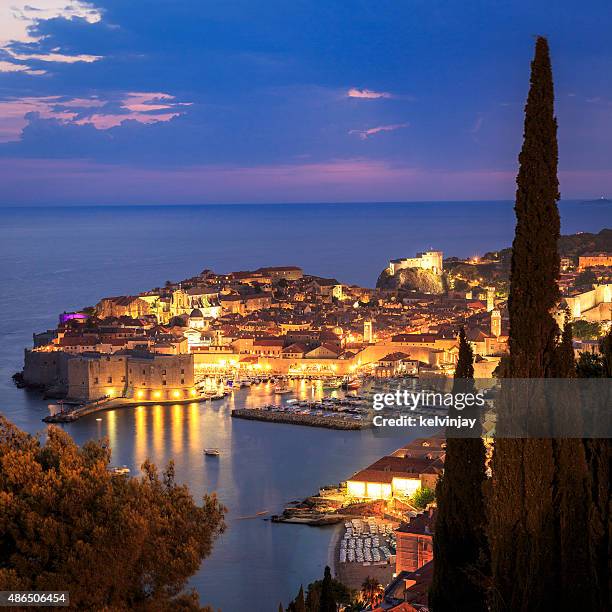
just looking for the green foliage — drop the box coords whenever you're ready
[490,37,607,612]
[576,351,605,377]
[492,38,562,610]
[492,228,612,267]
[430,324,489,611]
[358,576,384,609]
[454,327,474,380]
[0,417,226,611]
[376,267,446,294]
[318,566,337,612]
[287,585,306,612]
[507,36,560,378]
[288,567,353,612]
[576,330,612,377]
[574,269,597,288]
[558,228,612,258]
[411,486,435,509]
[572,319,602,341]
[452,278,470,292]
[554,319,576,378]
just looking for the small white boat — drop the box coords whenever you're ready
[204,449,220,457]
[274,384,291,394]
[109,465,131,475]
[323,378,342,390]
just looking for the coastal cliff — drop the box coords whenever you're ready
[376,266,447,294]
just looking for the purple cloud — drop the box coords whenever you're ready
[348,123,408,139]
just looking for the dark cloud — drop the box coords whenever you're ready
[0,0,611,203]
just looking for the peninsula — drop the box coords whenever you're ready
[15,230,611,424]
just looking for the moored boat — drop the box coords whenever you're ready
[323,378,341,389]
[109,465,131,475]
[341,377,361,390]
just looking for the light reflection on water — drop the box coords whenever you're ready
[7,203,591,609]
[71,383,421,611]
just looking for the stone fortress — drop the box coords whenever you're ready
[388,251,444,276]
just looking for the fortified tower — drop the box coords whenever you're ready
[486,287,495,312]
[363,320,373,343]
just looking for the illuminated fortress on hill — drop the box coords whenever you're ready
[388,251,444,276]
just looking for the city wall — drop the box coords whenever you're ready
[23,349,70,390]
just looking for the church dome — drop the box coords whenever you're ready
[190,308,204,318]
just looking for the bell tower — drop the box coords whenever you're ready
[491,309,501,337]
[486,286,495,312]
[363,321,373,343]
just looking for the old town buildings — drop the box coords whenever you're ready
[22,260,518,400]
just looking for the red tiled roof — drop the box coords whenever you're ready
[397,509,437,536]
[282,343,306,353]
[253,338,285,347]
[379,352,412,362]
[59,335,98,346]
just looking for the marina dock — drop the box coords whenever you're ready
[231,407,368,430]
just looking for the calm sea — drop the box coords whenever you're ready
[0,201,609,611]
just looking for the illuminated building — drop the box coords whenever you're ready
[346,456,443,501]
[486,286,495,312]
[395,509,436,573]
[564,284,612,321]
[94,296,151,319]
[388,251,443,276]
[363,320,373,343]
[578,252,612,269]
[256,266,303,281]
[65,351,194,401]
[488,309,501,338]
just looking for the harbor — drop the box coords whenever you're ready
[3,381,419,612]
[40,373,379,426]
[41,372,454,428]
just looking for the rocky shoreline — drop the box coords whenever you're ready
[230,408,369,430]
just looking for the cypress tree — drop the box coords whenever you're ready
[577,329,611,610]
[600,329,612,376]
[489,37,594,610]
[287,586,306,612]
[295,586,306,612]
[319,566,336,612]
[429,328,489,612]
[554,317,576,378]
[507,36,560,379]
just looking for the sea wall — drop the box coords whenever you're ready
[22,349,70,392]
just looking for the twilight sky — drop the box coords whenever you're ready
[0,0,611,205]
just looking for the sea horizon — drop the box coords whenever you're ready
[1,197,611,209]
[1,199,610,611]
